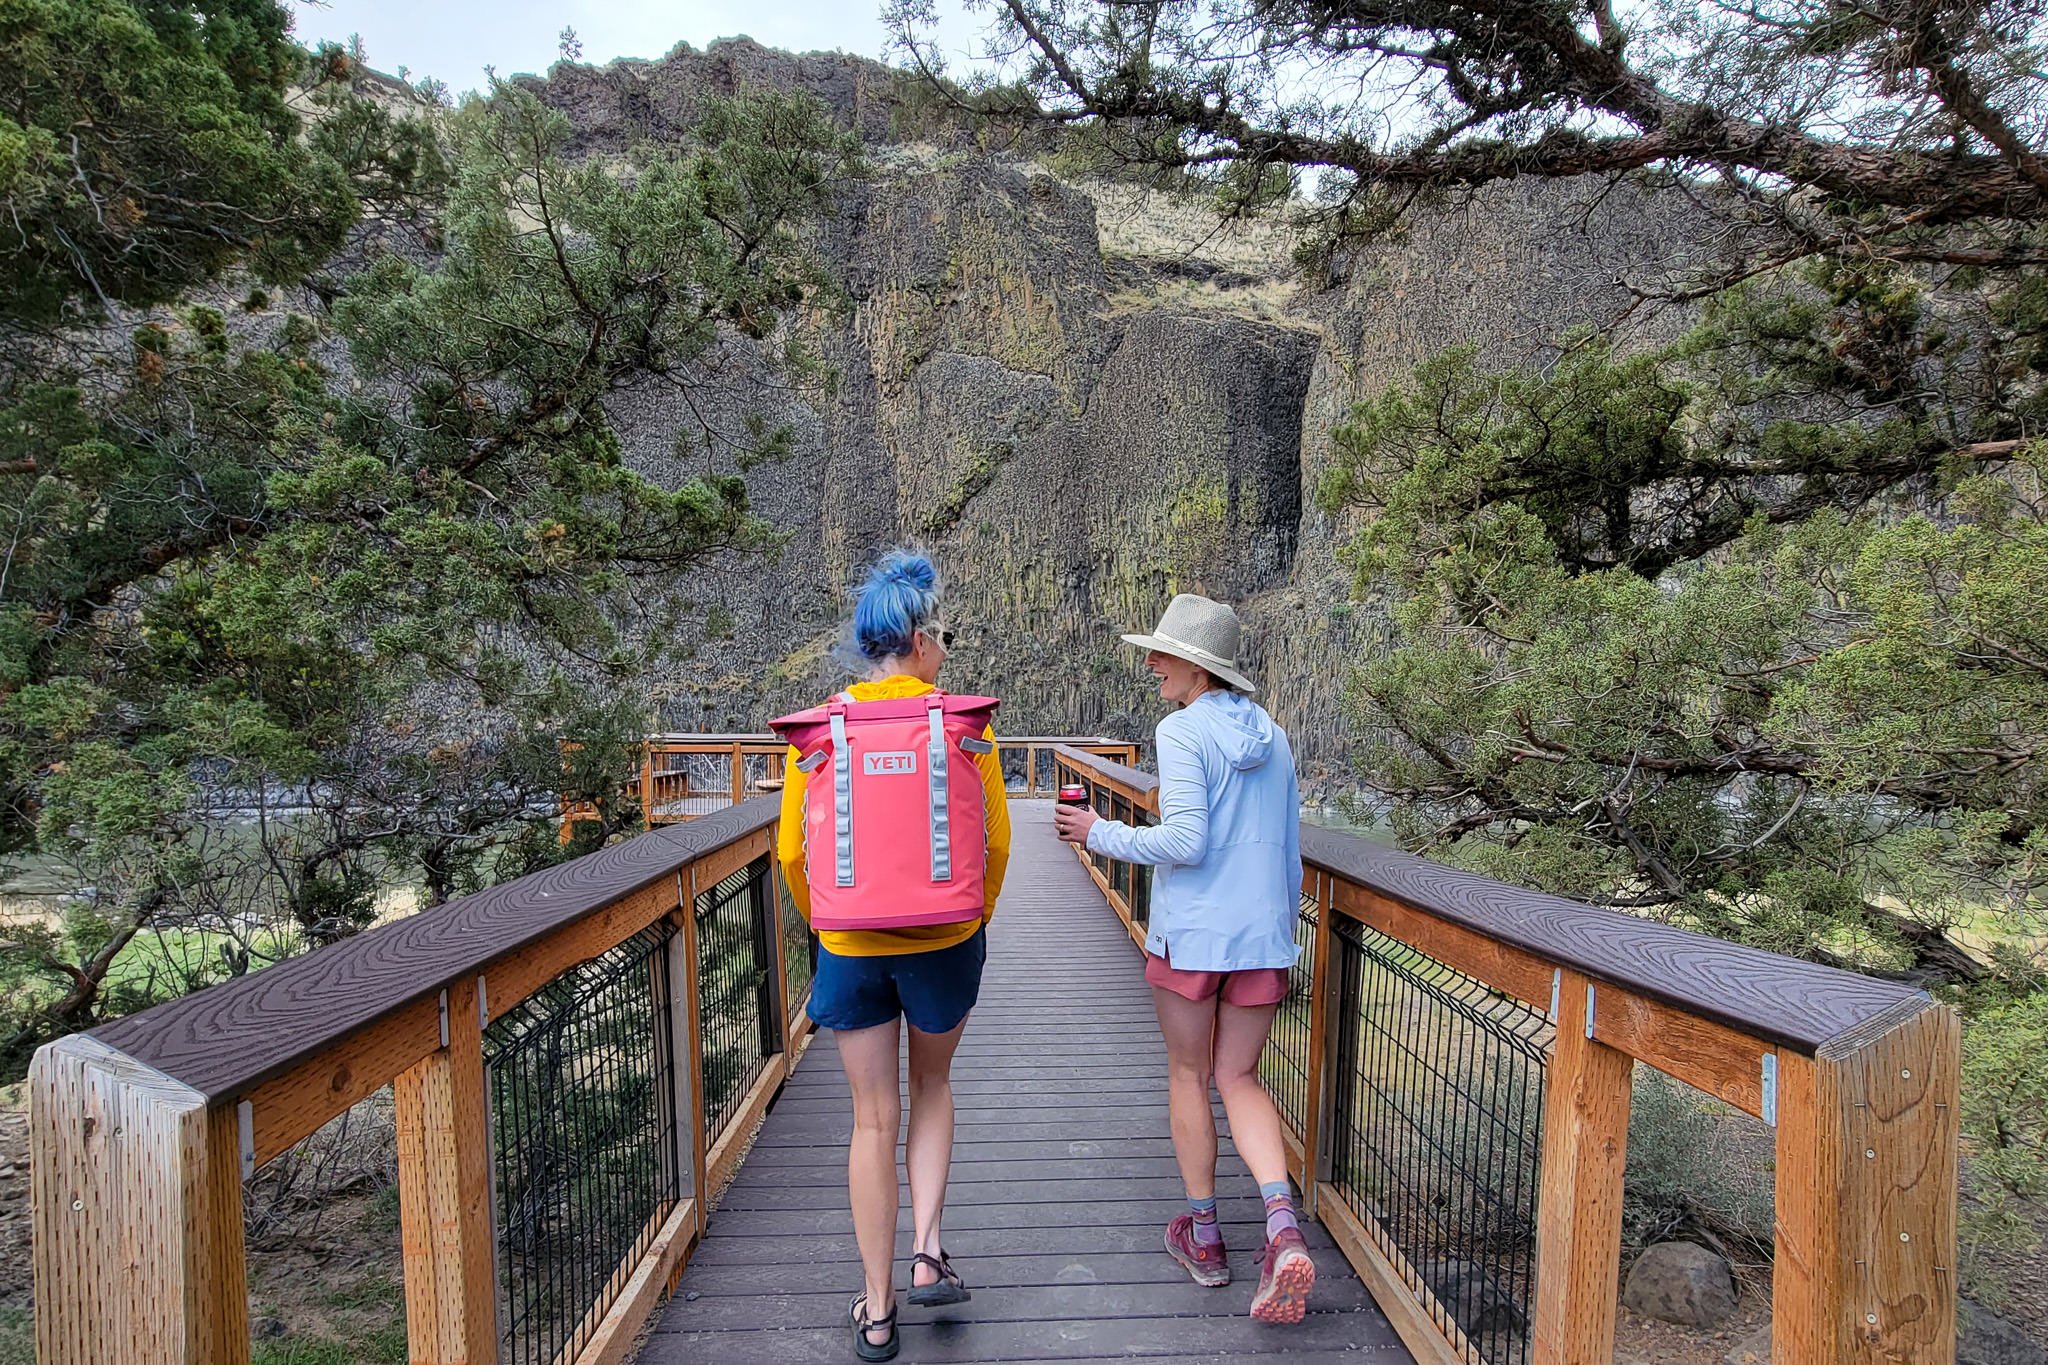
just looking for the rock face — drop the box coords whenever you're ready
[1621,1241,1739,1327]
[530,41,1700,780]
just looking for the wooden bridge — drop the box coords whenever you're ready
[29,744,1961,1364]
[645,807,1408,1362]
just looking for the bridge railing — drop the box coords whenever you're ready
[29,797,803,1365]
[597,733,1142,829]
[1053,746,1960,1365]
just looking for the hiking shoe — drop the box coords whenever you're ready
[1164,1214,1231,1287]
[1249,1227,1315,1323]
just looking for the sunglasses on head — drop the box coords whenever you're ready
[922,626,955,650]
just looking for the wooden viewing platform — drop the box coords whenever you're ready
[646,806,1412,1363]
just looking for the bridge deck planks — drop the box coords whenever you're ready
[643,804,1411,1364]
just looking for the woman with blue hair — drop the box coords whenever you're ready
[776,549,1011,1361]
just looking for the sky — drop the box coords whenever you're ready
[286,0,975,96]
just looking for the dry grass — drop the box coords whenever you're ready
[1105,272,1301,322]
[1075,181,1299,278]
[1078,180,1308,322]
[0,1087,408,1365]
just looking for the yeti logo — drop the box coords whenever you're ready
[863,751,918,776]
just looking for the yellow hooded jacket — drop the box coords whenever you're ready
[777,675,1011,957]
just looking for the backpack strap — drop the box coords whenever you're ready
[926,696,952,883]
[828,699,855,887]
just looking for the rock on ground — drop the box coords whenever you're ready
[1420,1258,1527,1340]
[1963,1300,2048,1365]
[1622,1241,1739,1328]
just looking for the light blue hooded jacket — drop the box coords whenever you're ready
[1085,690,1303,972]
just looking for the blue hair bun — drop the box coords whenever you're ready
[853,550,941,661]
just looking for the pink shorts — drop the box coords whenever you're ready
[1145,947,1290,1007]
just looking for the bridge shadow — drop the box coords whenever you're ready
[642,804,1413,1363]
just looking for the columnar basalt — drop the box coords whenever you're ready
[538,41,1694,782]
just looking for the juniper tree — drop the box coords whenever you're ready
[906,0,2048,1276]
[0,1,859,1071]
[900,0,2047,974]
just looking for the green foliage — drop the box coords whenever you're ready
[0,1306,30,1365]
[0,5,861,1073]
[1623,1069,1775,1259]
[919,443,1011,537]
[1321,270,2048,987]
[1960,990,2048,1286]
[0,0,356,328]
[1324,236,2048,1301]
[249,1327,408,1365]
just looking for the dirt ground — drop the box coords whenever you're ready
[1615,1294,1771,1364]
[0,1100,28,1306]
[0,1089,406,1365]
[2,1095,36,1364]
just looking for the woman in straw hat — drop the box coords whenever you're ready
[1052,593,1314,1323]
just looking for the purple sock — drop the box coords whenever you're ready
[1189,1193,1222,1246]
[1260,1180,1298,1240]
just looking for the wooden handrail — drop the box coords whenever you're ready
[629,735,1141,821]
[88,799,778,1108]
[1051,745,1960,1365]
[645,732,1131,745]
[31,797,790,1365]
[1049,746,1920,1054]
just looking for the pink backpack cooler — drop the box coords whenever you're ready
[769,691,1000,932]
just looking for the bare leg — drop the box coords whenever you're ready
[836,1020,902,1345]
[1216,1000,1316,1321]
[1212,1001,1291,1190]
[1151,985,1221,1200]
[905,1017,969,1284]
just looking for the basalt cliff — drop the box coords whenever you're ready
[529,40,1695,786]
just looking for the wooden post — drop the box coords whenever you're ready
[730,742,744,806]
[1772,999,1959,1364]
[661,872,705,1283]
[1300,869,1336,1216]
[675,867,709,1237]
[640,748,655,830]
[1530,970,1632,1365]
[31,1035,249,1365]
[394,974,497,1365]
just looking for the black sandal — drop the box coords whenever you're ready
[907,1250,972,1307]
[850,1292,899,1362]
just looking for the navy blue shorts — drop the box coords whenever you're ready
[808,929,987,1034]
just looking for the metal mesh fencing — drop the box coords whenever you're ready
[694,855,780,1143]
[1326,915,1551,1365]
[1088,781,1113,881]
[776,864,816,1029]
[1000,744,1052,793]
[484,923,679,1365]
[1260,888,1318,1134]
[1127,809,1153,931]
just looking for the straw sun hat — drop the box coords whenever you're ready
[1119,593,1259,695]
